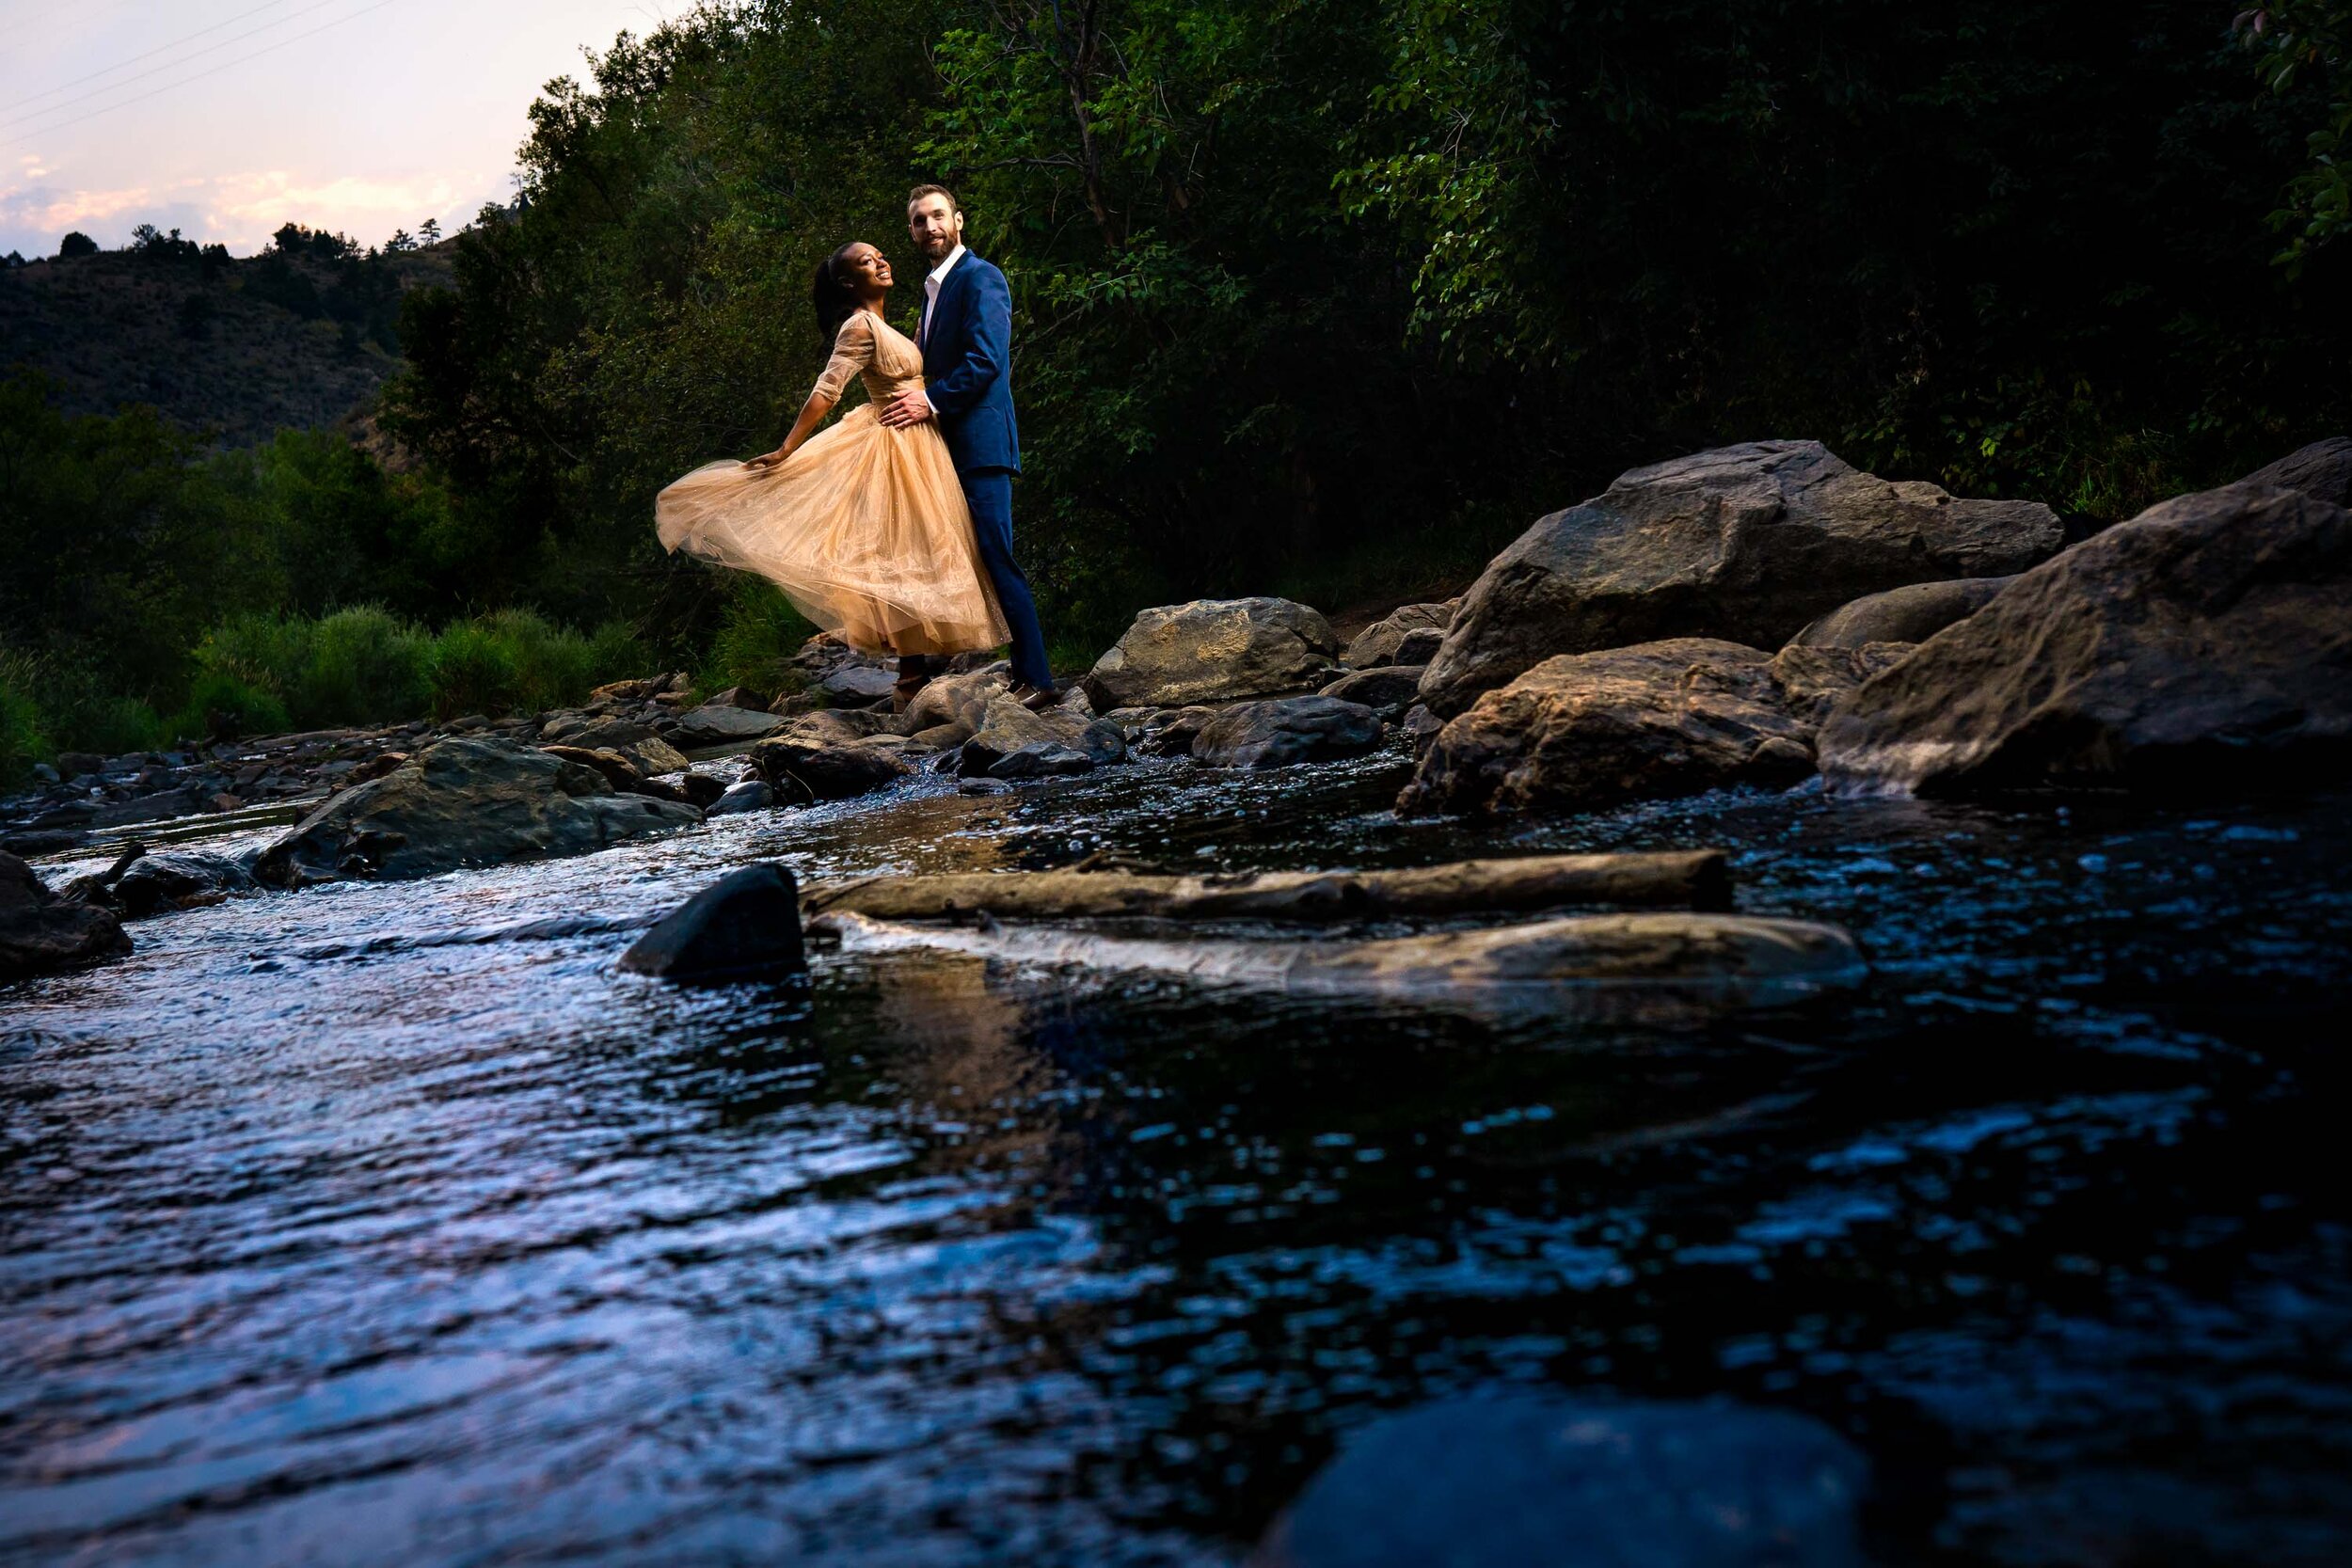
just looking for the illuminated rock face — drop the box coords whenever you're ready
[1820,480,2352,797]
[1084,597,1343,709]
[1418,440,2061,718]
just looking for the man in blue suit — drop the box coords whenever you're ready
[879,183,1059,709]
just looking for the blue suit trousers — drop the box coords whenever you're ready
[963,468,1053,689]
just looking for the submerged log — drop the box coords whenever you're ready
[803,850,1730,923]
[817,910,1861,1015]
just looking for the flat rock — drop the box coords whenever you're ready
[988,744,1096,779]
[774,708,901,748]
[1256,1394,1867,1568]
[747,736,911,803]
[1193,696,1386,769]
[619,863,804,982]
[1084,597,1342,708]
[2,850,133,980]
[820,665,898,703]
[1419,440,2062,716]
[1788,577,2014,649]
[1318,666,1424,711]
[668,703,787,747]
[88,788,203,827]
[1343,602,1454,668]
[1820,479,2352,794]
[1400,639,1817,817]
[828,910,1864,1015]
[254,737,701,886]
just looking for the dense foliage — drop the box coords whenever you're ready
[375,0,2352,665]
[0,372,644,778]
[5,0,2349,784]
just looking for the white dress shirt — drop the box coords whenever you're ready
[915,243,965,414]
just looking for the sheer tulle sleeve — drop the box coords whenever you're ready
[813,312,876,403]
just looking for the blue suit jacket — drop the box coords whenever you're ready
[919,251,1021,475]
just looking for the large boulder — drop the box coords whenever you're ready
[254,737,701,886]
[1819,480,2352,795]
[1193,696,1386,769]
[1255,1394,1867,1568]
[1,851,132,980]
[1788,577,2014,650]
[2240,436,2352,508]
[1418,441,2062,716]
[1399,639,1820,817]
[1083,598,1342,709]
[1343,602,1454,669]
[619,863,805,982]
[747,737,910,803]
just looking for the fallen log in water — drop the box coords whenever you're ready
[815,910,1863,1016]
[802,850,1730,924]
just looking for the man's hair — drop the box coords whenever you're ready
[907,183,962,216]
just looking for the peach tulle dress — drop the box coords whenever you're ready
[655,309,1010,657]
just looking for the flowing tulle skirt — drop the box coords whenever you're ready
[656,404,1009,657]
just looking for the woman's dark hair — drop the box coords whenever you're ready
[812,242,865,344]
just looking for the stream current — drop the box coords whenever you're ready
[5,745,2351,1565]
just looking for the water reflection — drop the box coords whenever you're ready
[5,755,2351,1564]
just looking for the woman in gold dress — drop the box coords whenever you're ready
[654,242,1009,706]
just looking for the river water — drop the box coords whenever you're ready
[6,746,2350,1565]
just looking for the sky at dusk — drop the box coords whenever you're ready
[0,0,675,259]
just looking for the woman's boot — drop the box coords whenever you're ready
[892,653,936,715]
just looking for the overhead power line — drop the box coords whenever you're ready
[0,0,402,156]
[11,0,302,112]
[0,0,376,140]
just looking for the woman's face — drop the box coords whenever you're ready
[841,243,892,293]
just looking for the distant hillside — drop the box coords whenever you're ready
[0,229,455,448]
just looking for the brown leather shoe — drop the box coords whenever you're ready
[1009,681,1062,714]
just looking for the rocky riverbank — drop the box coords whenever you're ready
[6,436,2345,987]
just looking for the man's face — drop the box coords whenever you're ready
[908,195,962,264]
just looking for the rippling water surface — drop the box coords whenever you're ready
[6,748,2351,1565]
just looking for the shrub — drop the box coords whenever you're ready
[588,619,652,685]
[477,608,596,713]
[165,671,291,744]
[1,652,51,788]
[699,579,814,697]
[193,611,314,704]
[428,621,521,719]
[298,605,431,726]
[56,695,166,758]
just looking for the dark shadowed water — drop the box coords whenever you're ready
[6,746,2351,1565]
